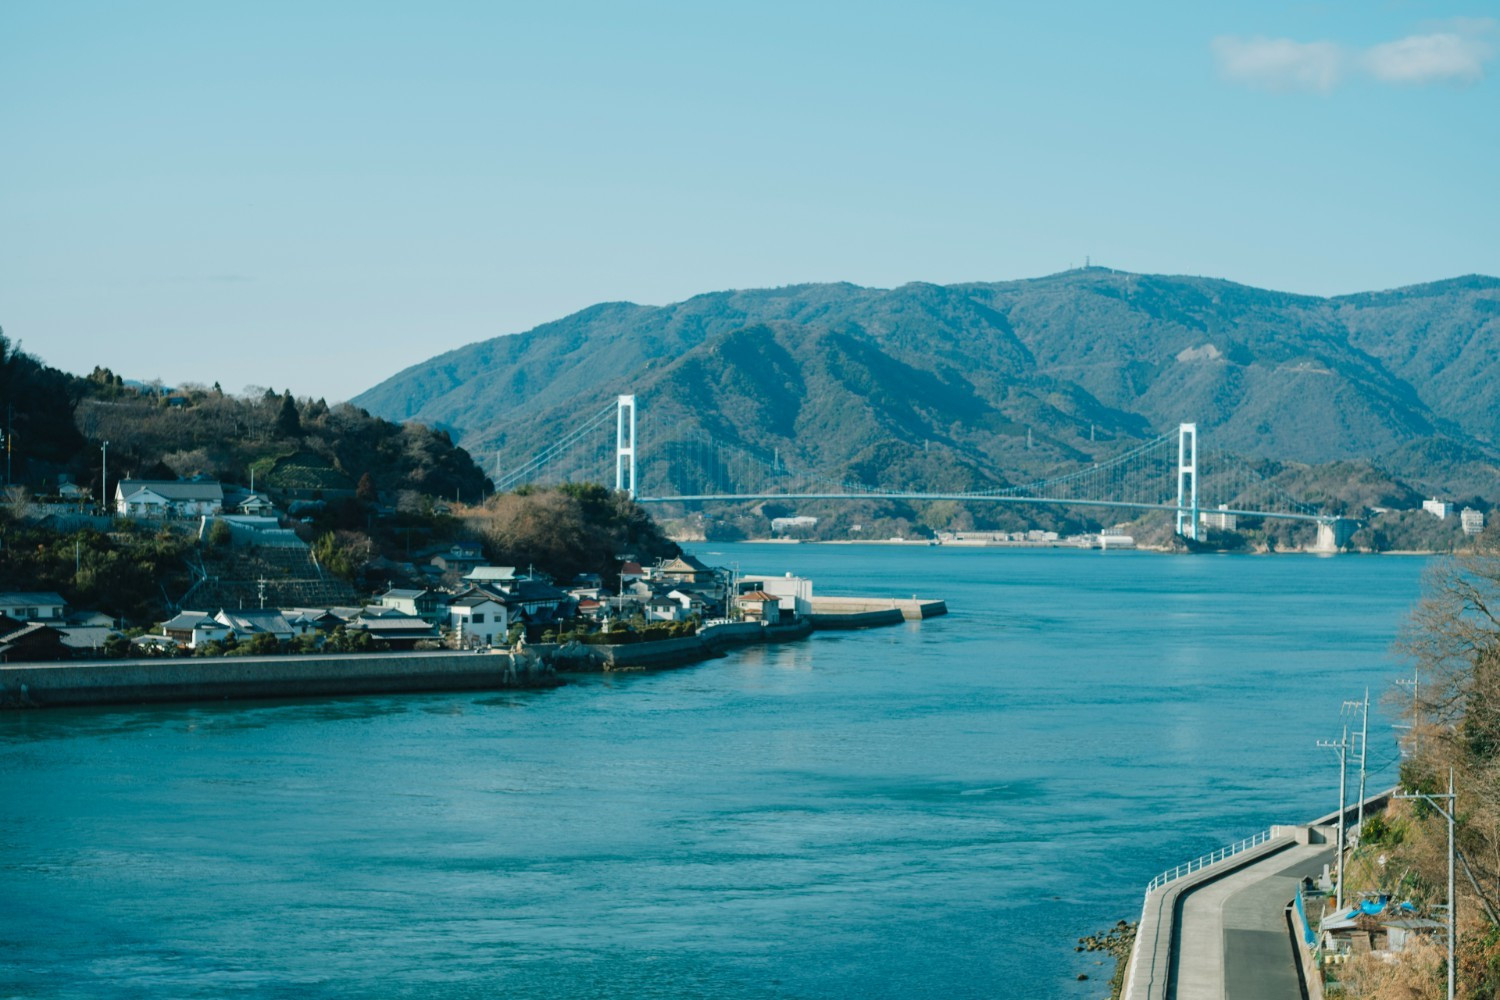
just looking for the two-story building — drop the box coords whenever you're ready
[376,587,449,624]
[447,589,510,646]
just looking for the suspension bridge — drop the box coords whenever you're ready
[493,395,1358,549]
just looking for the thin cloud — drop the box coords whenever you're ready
[1212,36,1344,93]
[1364,22,1495,84]
[1214,19,1496,92]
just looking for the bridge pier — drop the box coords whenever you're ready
[1312,518,1358,553]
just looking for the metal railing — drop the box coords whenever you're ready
[1145,829,1275,892]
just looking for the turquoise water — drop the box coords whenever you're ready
[0,546,1430,998]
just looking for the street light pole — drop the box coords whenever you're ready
[1396,769,1457,1000]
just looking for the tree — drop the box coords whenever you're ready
[356,472,377,504]
[274,392,302,438]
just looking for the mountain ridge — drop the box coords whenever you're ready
[352,269,1500,498]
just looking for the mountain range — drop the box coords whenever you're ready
[352,269,1500,501]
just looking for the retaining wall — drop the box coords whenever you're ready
[0,651,556,708]
[1122,788,1394,1000]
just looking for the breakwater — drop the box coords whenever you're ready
[549,617,818,671]
[0,650,558,708]
[808,595,946,623]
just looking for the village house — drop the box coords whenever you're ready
[654,554,717,585]
[221,487,275,516]
[0,620,71,662]
[214,608,296,643]
[740,574,812,617]
[0,591,67,623]
[161,611,232,649]
[735,590,783,623]
[115,479,224,518]
[464,566,518,588]
[430,543,486,576]
[447,589,510,646]
[376,587,449,624]
[346,608,440,648]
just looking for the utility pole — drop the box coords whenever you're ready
[1395,666,1421,756]
[100,441,109,515]
[1317,723,1351,909]
[1344,690,1370,834]
[1396,770,1456,1000]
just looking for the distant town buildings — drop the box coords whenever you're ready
[1422,498,1455,520]
[1462,507,1486,536]
[1201,504,1238,532]
[771,515,818,533]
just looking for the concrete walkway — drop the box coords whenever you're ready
[1175,843,1333,1000]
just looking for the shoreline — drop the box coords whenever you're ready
[1,600,948,709]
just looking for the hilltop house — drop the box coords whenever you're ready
[116,479,224,518]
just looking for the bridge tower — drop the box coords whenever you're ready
[615,394,637,499]
[1176,423,1199,542]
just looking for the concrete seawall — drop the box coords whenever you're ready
[808,596,947,622]
[550,618,816,672]
[0,651,558,709]
[1,597,941,705]
[1123,788,1394,1000]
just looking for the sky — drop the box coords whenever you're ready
[2,1,1497,402]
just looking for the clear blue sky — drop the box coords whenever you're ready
[3,1,1496,402]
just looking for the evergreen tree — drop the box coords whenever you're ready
[274,392,302,438]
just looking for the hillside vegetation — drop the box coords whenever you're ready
[353,270,1500,503]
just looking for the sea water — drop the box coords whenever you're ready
[0,546,1431,998]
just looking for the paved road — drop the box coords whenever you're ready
[1174,843,1334,1000]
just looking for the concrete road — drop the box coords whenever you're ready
[1174,844,1333,1000]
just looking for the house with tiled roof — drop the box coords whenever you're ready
[214,608,296,643]
[655,554,717,585]
[0,621,70,662]
[448,589,509,646]
[735,590,783,623]
[161,611,231,649]
[115,479,224,518]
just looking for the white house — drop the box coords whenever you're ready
[116,479,224,518]
[214,608,296,643]
[448,590,510,646]
[161,610,233,649]
[0,592,67,622]
[740,574,812,617]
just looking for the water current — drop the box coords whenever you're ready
[0,545,1431,998]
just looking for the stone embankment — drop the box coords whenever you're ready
[0,650,558,709]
